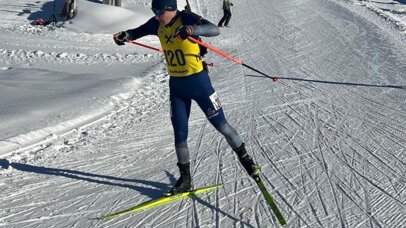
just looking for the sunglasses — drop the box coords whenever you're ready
[152,8,165,16]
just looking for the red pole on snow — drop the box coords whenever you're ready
[187,36,278,82]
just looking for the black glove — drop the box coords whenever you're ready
[174,26,193,40]
[113,31,129,45]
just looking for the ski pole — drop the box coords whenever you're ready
[187,36,278,82]
[128,40,163,53]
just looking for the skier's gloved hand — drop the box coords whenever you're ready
[174,26,193,40]
[113,31,129,45]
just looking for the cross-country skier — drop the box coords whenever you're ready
[113,0,260,195]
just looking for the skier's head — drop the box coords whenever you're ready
[152,0,178,25]
[151,0,177,16]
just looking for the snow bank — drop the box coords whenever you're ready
[63,0,152,34]
[0,0,162,156]
[0,67,144,155]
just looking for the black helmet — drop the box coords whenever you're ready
[151,0,177,11]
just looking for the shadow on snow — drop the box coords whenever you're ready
[0,158,168,199]
[26,0,102,23]
[246,74,406,89]
[27,0,66,22]
[0,158,241,222]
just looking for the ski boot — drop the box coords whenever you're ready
[234,143,261,178]
[167,163,192,195]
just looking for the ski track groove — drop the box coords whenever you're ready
[345,140,404,194]
[320,118,402,226]
[191,196,200,228]
[252,194,261,228]
[336,143,406,206]
[214,139,223,228]
[334,175,383,227]
[232,176,239,228]
[289,142,330,222]
[313,116,345,226]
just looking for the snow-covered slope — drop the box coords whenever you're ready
[63,0,151,33]
[0,0,162,154]
[0,0,405,227]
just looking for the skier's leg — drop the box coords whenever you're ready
[169,93,192,194]
[224,9,232,26]
[191,71,260,177]
[210,119,260,177]
[170,95,191,164]
[233,143,261,177]
[218,9,228,26]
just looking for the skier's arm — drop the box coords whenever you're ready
[191,18,220,37]
[179,12,220,38]
[126,17,160,40]
[113,17,159,45]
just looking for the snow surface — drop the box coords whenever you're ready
[0,0,406,227]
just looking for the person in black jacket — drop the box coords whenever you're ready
[218,0,233,27]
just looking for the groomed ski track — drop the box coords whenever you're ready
[1,0,406,227]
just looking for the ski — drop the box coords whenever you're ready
[253,176,286,226]
[99,183,223,220]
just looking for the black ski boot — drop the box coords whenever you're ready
[234,143,261,178]
[168,163,192,195]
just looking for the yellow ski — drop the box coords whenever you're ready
[100,183,223,220]
[254,176,286,226]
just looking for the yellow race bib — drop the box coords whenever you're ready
[158,17,204,77]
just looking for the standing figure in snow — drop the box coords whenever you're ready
[218,0,233,27]
[113,0,259,195]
